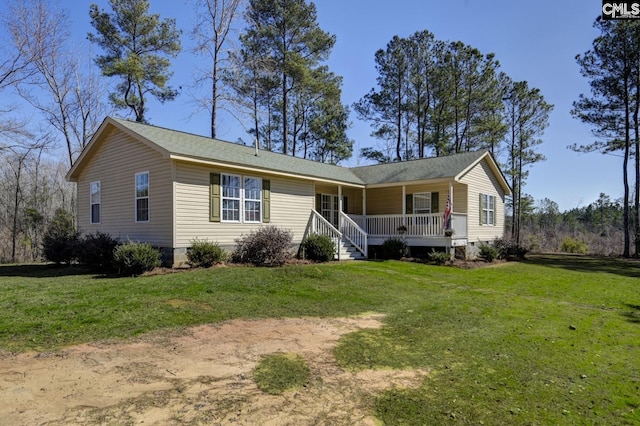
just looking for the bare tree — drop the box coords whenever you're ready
[9,0,109,167]
[190,0,245,138]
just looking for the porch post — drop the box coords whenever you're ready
[402,185,406,221]
[362,188,367,231]
[449,181,454,212]
[338,185,343,229]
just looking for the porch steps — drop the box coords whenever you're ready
[336,238,365,260]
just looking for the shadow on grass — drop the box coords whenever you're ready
[525,253,640,279]
[622,304,640,324]
[0,263,95,278]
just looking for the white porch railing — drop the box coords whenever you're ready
[339,211,368,257]
[303,210,343,260]
[349,213,467,238]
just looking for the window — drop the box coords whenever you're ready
[413,192,432,214]
[222,174,241,221]
[135,172,149,222]
[481,194,495,225]
[244,177,262,222]
[90,181,101,224]
[221,173,261,222]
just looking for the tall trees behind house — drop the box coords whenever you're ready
[354,30,508,162]
[572,17,640,257]
[504,80,553,245]
[88,0,182,123]
[228,0,352,162]
[190,0,245,139]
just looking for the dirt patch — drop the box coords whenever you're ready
[0,314,429,425]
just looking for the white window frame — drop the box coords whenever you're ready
[243,176,262,223]
[90,181,101,224]
[135,171,150,223]
[221,173,262,223]
[413,192,432,214]
[481,193,496,226]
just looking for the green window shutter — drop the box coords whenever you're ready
[262,179,271,223]
[342,196,349,213]
[479,193,484,225]
[431,192,439,213]
[210,173,221,222]
[316,194,322,211]
[405,194,413,214]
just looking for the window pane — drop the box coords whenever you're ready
[91,204,100,223]
[136,173,149,197]
[489,210,495,225]
[244,177,261,201]
[223,175,240,198]
[90,182,100,203]
[489,195,495,210]
[482,210,488,225]
[413,192,431,214]
[136,198,149,221]
[245,200,261,222]
[223,199,240,221]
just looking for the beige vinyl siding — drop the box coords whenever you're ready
[459,158,506,242]
[174,162,314,248]
[365,182,467,215]
[366,187,401,215]
[76,129,173,247]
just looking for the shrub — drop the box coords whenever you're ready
[493,238,528,261]
[479,244,499,262]
[232,226,293,267]
[187,239,227,268]
[428,249,451,265]
[113,242,161,276]
[560,237,588,254]
[42,208,80,265]
[380,237,409,260]
[301,234,336,262]
[78,232,120,272]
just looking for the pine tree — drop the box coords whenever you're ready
[88,0,182,123]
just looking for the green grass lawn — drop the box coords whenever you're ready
[1,255,639,424]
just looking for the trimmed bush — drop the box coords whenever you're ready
[113,242,161,276]
[78,232,120,272]
[479,244,499,262]
[232,226,293,267]
[42,208,80,265]
[560,237,588,254]
[301,234,336,262]
[428,249,451,265]
[380,237,409,260]
[186,239,227,268]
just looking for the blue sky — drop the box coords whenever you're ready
[66,0,619,211]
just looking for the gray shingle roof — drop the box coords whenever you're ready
[350,150,488,184]
[69,117,504,191]
[112,118,366,185]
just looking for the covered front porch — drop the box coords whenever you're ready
[306,180,469,259]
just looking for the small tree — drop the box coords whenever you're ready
[42,208,79,265]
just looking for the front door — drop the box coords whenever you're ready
[318,194,348,228]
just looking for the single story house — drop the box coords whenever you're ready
[66,117,512,266]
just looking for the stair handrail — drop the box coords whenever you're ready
[304,210,343,260]
[339,211,368,258]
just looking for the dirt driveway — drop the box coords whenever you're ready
[0,314,428,425]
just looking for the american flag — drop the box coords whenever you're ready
[442,195,452,230]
